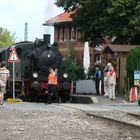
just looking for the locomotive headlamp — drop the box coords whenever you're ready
[48,54,50,58]
[33,72,38,78]
[63,73,68,79]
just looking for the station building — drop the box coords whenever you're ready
[43,11,94,66]
[43,11,137,93]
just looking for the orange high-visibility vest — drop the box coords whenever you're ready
[53,72,58,85]
[48,71,57,85]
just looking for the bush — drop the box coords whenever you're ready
[126,46,140,88]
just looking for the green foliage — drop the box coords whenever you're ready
[66,59,84,80]
[55,0,79,11]
[0,27,15,47]
[88,67,95,79]
[62,41,84,80]
[64,41,76,59]
[105,0,140,44]
[55,0,140,45]
[74,0,111,46]
[126,47,140,88]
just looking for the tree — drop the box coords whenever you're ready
[103,0,140,44]
[73,0,111,46]
[55,0,79,11]
[0,27,15,47]
[62,41,84,80]
[126,47,140,88]
[55,0,140,45]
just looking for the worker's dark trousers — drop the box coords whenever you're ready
[48,84,57,103]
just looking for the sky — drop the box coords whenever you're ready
[0,0,63,43]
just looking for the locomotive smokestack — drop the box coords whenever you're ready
[43,34,50,45]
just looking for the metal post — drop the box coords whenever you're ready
[13,62,15,99]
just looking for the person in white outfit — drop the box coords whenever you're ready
[103,63,112,97]
[103,72,109,97]
[0,61,10,105]
[107,66,116,99]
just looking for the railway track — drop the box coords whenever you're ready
[87,110,140,129]
[59,103,140,130]
[2,102,140,140]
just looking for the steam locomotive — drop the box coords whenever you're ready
[0,34,70,102]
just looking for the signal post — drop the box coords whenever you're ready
[8,47,20,99]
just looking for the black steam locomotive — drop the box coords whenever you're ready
[0,34,70,102]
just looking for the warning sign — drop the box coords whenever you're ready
[8,48,20,62]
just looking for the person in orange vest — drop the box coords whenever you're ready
[47,67,58,104]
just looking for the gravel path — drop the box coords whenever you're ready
[0,103,140,140]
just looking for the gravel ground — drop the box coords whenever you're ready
[89,111,140,126]
[0,103,140,140]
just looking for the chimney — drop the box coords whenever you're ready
[24,22,28,41]
[43,34,50,45]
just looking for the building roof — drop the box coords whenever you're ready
[104,44,137,53]
[43,11,73,26]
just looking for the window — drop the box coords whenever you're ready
[95,54,101,64]
[58,27,60,41]
[64,28,68,41]
[60,28,63,41]
[71,26,77,40]
[58,26,64,41]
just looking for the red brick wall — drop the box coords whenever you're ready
[54,24,94,65]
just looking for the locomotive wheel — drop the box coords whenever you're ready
[27,89,37,102]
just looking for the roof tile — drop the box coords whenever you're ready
[105,44,137,52]
[43,11,74,26]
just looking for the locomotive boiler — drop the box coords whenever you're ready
[0,34,70,102]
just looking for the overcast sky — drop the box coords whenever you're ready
[0,0,63,43]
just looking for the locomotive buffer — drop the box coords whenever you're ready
[8,48,21,102]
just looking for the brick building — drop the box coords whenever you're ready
[43,12,94,66]
[43,11,138,93]
[103,44,137,92]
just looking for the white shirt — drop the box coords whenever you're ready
[107,71,116,85]
[0,67,10,86]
